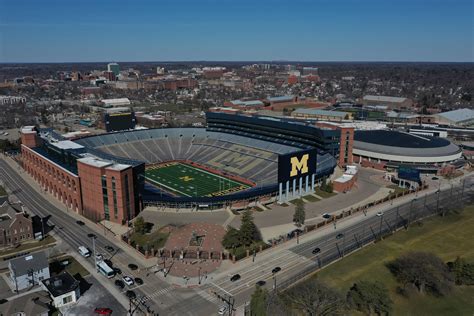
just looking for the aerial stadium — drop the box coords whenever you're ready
[20,112,343,225]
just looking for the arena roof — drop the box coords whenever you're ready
[293,108,348,117]
[353,130,461,160]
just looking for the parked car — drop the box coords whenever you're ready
[312,247,321,254]
[230,274,241,282]
[87,233,96,238]
[123,276,134,286]
[376,212,384,217]
[76,220,85,226]
[114,280,124,289]
[113,267,122,275]
[105,245,114,252]
[96,254,103,261]
[322,213,331,219]
[336,233,344,240]
[94,308,112,315]
[271,267,281,274]
[134,277,143,285]
[218,306,228,315]
[128,263,138,270]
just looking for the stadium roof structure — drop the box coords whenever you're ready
[435,108,474,124]
[230,99,264,107]
[363,95,408,103]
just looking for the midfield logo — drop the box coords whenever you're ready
[290,154,309,177]
[179,176,194,182]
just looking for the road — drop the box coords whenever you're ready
[0,158,220,316]
[201,176,474,313]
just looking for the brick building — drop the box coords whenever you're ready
[0,197,34,248]
[20,126,143,225]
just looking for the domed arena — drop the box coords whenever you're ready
[353,130,463,171]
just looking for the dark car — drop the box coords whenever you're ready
[432,176,439,180]
[256,280,266,286]
[230,274,241,282]
[312,247,321,254]
[113,267,122,275]
[134,277,143,285]
[336,233,344,240]
[114,280,124,289]
[322,213,331,219]
[76,220,85,226]
[125,290,136,299]
[128,263,138,270]
[271,267,281,274]
[87,233,96,238]
[105,245,115,252]
[94,308,113,315]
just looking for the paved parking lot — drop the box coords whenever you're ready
[59,275,127,316]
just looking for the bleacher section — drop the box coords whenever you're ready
[76,128,299,186]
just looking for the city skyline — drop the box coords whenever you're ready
[1,0,473,63]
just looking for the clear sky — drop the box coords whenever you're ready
[0,0,473,62]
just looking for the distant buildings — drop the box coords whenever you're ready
[302,67,319,76]
[362,95,413,111]
[107,63,120,76]
[292,109,353,122]
[99,98,131,108]
[8,251,50,291]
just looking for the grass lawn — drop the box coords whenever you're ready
[315,188,337,198]
[303,195,321,203]
[50,255,90,277]
[387,184,408,194]
[315,205,474,316]
[0,235,56,257]
[130,229,170,251]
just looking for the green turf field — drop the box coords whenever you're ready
[145,162,251,197]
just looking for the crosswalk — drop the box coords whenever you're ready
[141,286,175,302]
[194,288,221,304]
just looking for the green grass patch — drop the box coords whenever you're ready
[130,229,170,251]
[0,185,7,196]
[303,195,321,203]
[145,162,250,197]
[0,235,56,257]
[253,206,266,212]
[314,205,474,316]
[50,255,90,277]
[315,188,337,198]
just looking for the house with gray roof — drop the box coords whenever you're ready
[0,290,52,316]
[362,95,413,110]
[8,251,50,291]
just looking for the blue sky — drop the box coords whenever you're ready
[0,0,472,62]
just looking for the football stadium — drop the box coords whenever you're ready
[20,112,343,224]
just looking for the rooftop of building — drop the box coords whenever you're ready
[42,271,80,297]
[266,95,294,102]
[293,108,349,117]
[363,95,408,103]
[9,251,48,276]
[435,108,474,123]
[354,130,451,148]
[49,140,84,150]
[0,291,51,315]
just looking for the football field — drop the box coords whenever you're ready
[145,162,251,197]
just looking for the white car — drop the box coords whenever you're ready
[218,306,228,315]
[95,253,103,261]
[376,212,384,217]
[123,276,134,286]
